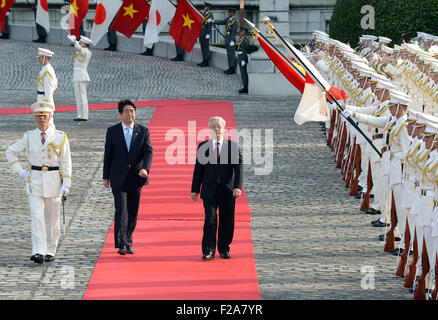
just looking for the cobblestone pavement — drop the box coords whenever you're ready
[0,39,413,300]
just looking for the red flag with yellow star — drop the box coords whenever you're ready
[168,0,203,53]
[110,0,150,38]
[69,0,89,39]
[0,0,15,33]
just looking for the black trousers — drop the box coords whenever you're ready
[112,172,142,249]
[202,183,236,255]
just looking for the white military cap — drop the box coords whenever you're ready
[79,35,93,45]
[378,36,392,44]
[423,121,438,136]
[376,80,397,90]
[388,91,412,106]
[428,45,438,57]
[363,35,378,41]
[31,101,55,115]
[37,48,54,57]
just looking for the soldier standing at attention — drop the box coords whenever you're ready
[237,27,249,94]
[214,8,238,74]
[198,2,214,67]
[67,34,93,122]
[37,48,58,127]
[5,102,72,264]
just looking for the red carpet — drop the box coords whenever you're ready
[79,100,260,300]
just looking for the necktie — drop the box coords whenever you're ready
[41,132,45,145]
[216,142,220,162]
[125,127,132,151]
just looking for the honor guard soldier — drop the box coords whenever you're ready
[5,102,72,264]
[37,48,58,127]
[67,34,93,121]
[237,27,249,94]
[214,8,238,74]
[198,2,214,67]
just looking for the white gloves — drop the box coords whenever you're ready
[18,169,29,182]
[241,60,246,67]
[207,19,212,23]
[341,110,352,118]
[67,34,76,43]
[61,186,70,197]
[229,41,235,47]
[205,34,210,39]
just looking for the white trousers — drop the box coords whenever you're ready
[74,81,89,120]
[378,175,390,223]
[29,195,61,256]
[392,183,408,248]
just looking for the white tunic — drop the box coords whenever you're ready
[72,41,91,82]
[5,127,72,198]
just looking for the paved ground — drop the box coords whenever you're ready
[0,39,413,300]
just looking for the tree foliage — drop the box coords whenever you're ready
[329,0,438,47]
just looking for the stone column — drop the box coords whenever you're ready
[259,0,290,37]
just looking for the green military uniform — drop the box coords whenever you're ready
[237,30,249,93]
[215,8,238,74]
[33,0,47,43]
[198,4,214,67]
[1,12,9,39]
[105,16,117,51]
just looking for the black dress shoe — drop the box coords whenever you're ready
[202,252,215,260]
[0,34,9,39]
[117,246,126,255]
[392,248,404,256]
[365,208,381,215]
[378,233,401,241]
[355,192,363,199]
[44,255,55,262]
[239,86,248,94]
[74,118,88,121]
[126,246,134,254]
[171,55,183,61]
[224,68,236,74]
[219,251,230,259]
[142,49,153,56]
[30,254,44,264]
[371,219,381,225]
[372,221,389,227]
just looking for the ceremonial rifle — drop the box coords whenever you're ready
[396,218,410,277]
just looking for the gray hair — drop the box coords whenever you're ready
[208,116,226,128]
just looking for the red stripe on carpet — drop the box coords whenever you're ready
[82,100,260,300]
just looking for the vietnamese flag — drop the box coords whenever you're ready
[69,0,89,39]
[0,0,15,33]
[168,0,203,53]
[110,0,150,38]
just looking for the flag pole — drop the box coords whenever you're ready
[254,17,382,158]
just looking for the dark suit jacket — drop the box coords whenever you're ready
[191,138,243,200]
[103,122,153,189]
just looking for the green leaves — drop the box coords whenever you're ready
[329,0,438,47]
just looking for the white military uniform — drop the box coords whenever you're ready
[70,35,92,120]
[37,48,58,127]
[5,102,71,257]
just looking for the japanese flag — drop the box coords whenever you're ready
[143,0,176,48]
[90,0,123,45]
[36,0,50,32]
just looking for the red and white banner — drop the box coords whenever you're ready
[90,0,123,45]
[143,0,176,48]
[36,0,50,32]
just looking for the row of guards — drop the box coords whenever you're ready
[308,28,438,300]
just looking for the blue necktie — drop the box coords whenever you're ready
[125,127,132,151]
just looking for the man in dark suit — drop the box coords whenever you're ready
[103,100,153,255]
[191,116,243,260]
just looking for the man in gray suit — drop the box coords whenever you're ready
[198,2,214,67]
[214,8,238,74]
